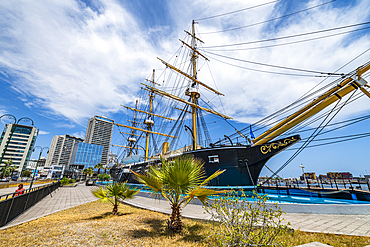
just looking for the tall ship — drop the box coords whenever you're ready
[110,21,370,187]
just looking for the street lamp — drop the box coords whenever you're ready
[299,164,307,187]
[29,146,49,189]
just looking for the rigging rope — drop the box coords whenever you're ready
[199,0,335,34]
[203,21,370,48]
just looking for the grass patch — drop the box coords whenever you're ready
[0,201,369,246]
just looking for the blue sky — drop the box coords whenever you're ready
[1,0,370,177]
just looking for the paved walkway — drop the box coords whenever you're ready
[0,183,97,230]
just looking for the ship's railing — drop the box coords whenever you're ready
[258,177,370,191]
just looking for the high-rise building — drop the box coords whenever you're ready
[0,123,38,173]
[84,116,114,165]
[45,134,84,170]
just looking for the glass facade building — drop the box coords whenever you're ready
[70,142,103,170]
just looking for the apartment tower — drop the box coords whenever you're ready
[84,116,114,165]
[45,134,84,169]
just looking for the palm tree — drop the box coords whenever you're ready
[94,163,104,176]
[83,167,94,180]
[92,182,140,215]
[8,165,17,178]
[82,168,88,180]
[132,155,225,233]
[86,167,94,178]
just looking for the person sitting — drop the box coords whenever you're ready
[15,184,25,196]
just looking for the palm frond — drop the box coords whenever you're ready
[182,187,224,206]
[92,187,110,203]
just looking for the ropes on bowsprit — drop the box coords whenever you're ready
[263,89,358,184]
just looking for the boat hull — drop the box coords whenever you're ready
[110,135,300,186]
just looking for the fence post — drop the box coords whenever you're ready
[4,193,16,225]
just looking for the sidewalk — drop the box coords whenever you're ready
[0,183,97,230]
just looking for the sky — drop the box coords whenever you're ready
[0,0,370,178]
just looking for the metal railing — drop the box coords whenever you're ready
[0,182,60,227]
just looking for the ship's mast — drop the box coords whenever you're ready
[144,69,156,161]
[190,20,199,150]
[127,100,138,156]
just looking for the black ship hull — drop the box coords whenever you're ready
[110,135,300,186]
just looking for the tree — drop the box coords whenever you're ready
[8,165,17,177]
[132,155,224,233]
[92,182,139,215]
[22,170,31,177]
[83,167,94,179]
[0,160,13,179]
[94,163,104,175]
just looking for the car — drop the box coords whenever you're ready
[0,177,10,182]
[11,176,19,181]
[21,177,29,182]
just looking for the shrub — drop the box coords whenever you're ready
[22,170,31,177]
[69,179,77,184]
[97,173,111,180]
[60,177,70,186]
[204,190,290,247]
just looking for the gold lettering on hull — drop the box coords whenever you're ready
[260,137,297,154]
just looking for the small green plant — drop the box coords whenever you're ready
[60,177,70,186]
[204,190,290,247]
[98,173,111,181]
[92,182,140,215]
[69,179,77,184]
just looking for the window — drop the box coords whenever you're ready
[208,155,219,163]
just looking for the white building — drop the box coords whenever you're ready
[0,123,38,173]
[107,152,118,167]
[45,134,84,170]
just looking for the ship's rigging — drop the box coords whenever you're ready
[111,10,370,181]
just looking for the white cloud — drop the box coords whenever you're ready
[71,131,85,139]
[0,0,369,128]
[0,0,162,124]
[38,130,50,135]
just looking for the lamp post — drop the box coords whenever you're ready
[0,115,34,177]
[299,164,307,187]
[29,146,49,189]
